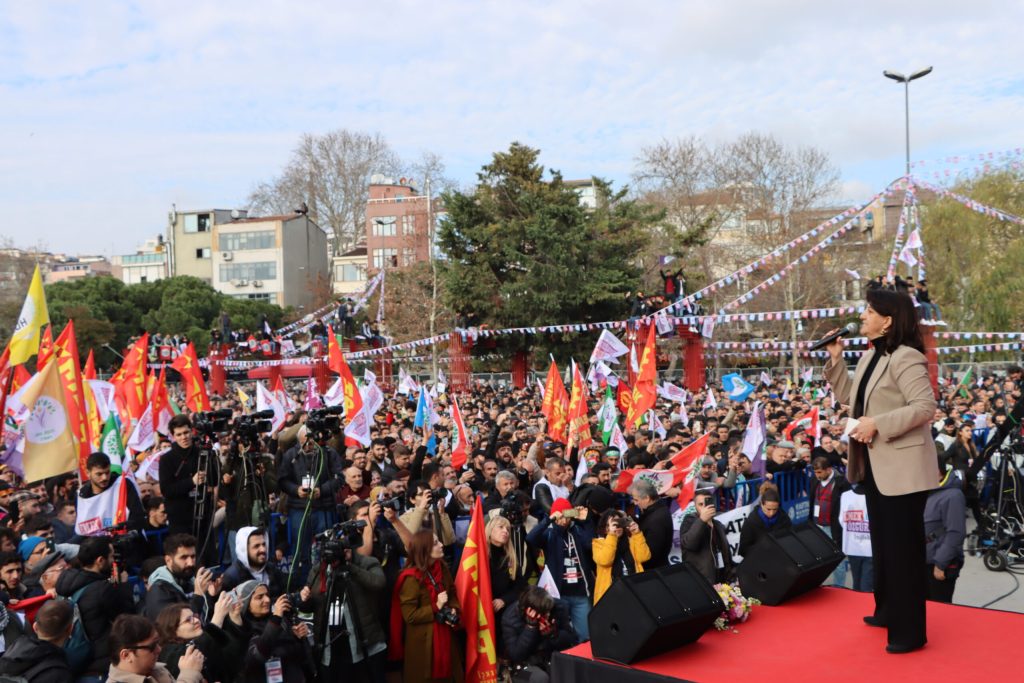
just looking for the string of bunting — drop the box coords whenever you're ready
[886,182,916,280]
[912,177,1024,225]
[708,342,1023,360]
[650,180,900,319]
[911,146,1024,170]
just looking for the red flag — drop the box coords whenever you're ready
[150,366,176,435]
[0,344,11,444]
[83,350,97,380]
[614,467,685,494]
[783,406,820,443]
[450,396,470,470]
[566,362,593,449]
[616,379,633,416]
[669,432,710,470]
[541,361,569,442]
[11,365,31,393]
[113,334,149,424]
[53,321,92,478]
[454,497,498,683]
[327,325,347,375]
[170,342,210,412]
[36,326,54,369]
[626,324,658,427]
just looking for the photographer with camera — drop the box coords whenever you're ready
[161,414,220,564]
[301,512,388,683]
[592,509,651,605]
[501,586,578,683]
[235,583,316,682]
[389,530,463,683]
[142,534,216,622]
[277,423,345,589]
[399,481,455,549]
[219,419,277,562]
[54,535,136,680]
[222,526,286,596]
[678,489,736,585]
[526,498,596,640]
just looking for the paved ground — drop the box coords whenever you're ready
[952,525,1024,614]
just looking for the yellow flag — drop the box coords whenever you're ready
[9,265,50,366]
[18,362,78,482]
[237,387,250,404]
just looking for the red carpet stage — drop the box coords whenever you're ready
[552,587,1022,683]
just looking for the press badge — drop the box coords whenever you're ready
[715,551,725,570]
[564,558,580,584]
[814,504,821,518]
[266,657,284,683]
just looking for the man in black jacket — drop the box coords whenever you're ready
[277,425,344,590]
[54,536,135,678]
[678,490,736,585]
[502,587,578,682]
[0,599,75,682]
[808,457,851,586]
[629,480,673,570]
[141,533,213,621]
[160,414,218,563]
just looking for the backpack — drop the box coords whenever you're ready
[63,584,95,675]
[0,657,66,683]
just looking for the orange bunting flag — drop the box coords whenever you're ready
[541,360,569,442]
[566,362,593,449]
[450,395,470,470]
[113,334,150,425]
[53,321,92,478]
[454,497,498,683]
[171,342,210,412]
[626,324,658,427]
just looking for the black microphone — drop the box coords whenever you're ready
[809,322,860,352]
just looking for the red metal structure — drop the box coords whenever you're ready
[449,332,473,392]
[208,344,228,396]
[511,350,529,388]
[676,324,706,393]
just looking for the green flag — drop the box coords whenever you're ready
[101,413,126,474]
[958,366,973,399]
[599,386,618,445]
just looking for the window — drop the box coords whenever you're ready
[140,276,148,283]
[195,247,211,259]
[218,230,276,251]
[402,248,417,266]
[403,214,417,236]
[219,262,277,282]
[335,264,365,282]
[183,213,211,233]
[232,293,273,301]
[372,248,397,269]
[372,216,397,236]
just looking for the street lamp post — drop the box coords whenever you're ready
[883,67,933,175]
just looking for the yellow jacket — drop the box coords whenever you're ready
[592,531,652,604]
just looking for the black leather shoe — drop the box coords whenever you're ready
[863,616,886,627]
[886,641,926,654]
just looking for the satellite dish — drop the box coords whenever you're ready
[399,177,407,185]
[370,173,385,184]
[231,209,241,219]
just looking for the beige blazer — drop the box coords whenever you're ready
[823,345,937,496]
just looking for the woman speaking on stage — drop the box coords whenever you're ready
[823,288,937,654]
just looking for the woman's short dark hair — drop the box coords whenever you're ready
[866,288,924,354]
[597,509,626,536]
[155,603,190,644]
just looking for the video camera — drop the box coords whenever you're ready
[316,519,367,563]
[194,409,233,437]
[105,522,142,566]
[233,409,274,447]
[307,406,344,442]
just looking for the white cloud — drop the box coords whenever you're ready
[1,0,1023,253]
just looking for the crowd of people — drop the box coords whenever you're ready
[0,326,1018,680]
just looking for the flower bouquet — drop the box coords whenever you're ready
[712,583,761,631]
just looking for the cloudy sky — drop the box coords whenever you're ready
[2,1,1022,255]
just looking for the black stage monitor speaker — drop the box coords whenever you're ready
[736,523,844,606]
[589,563,724,664]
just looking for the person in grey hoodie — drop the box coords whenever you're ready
[221,526,286,596]
[924,465,966,603]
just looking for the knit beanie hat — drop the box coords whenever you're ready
[231,579,260,607]
[18,536,45,563]
[550,498,573,516]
